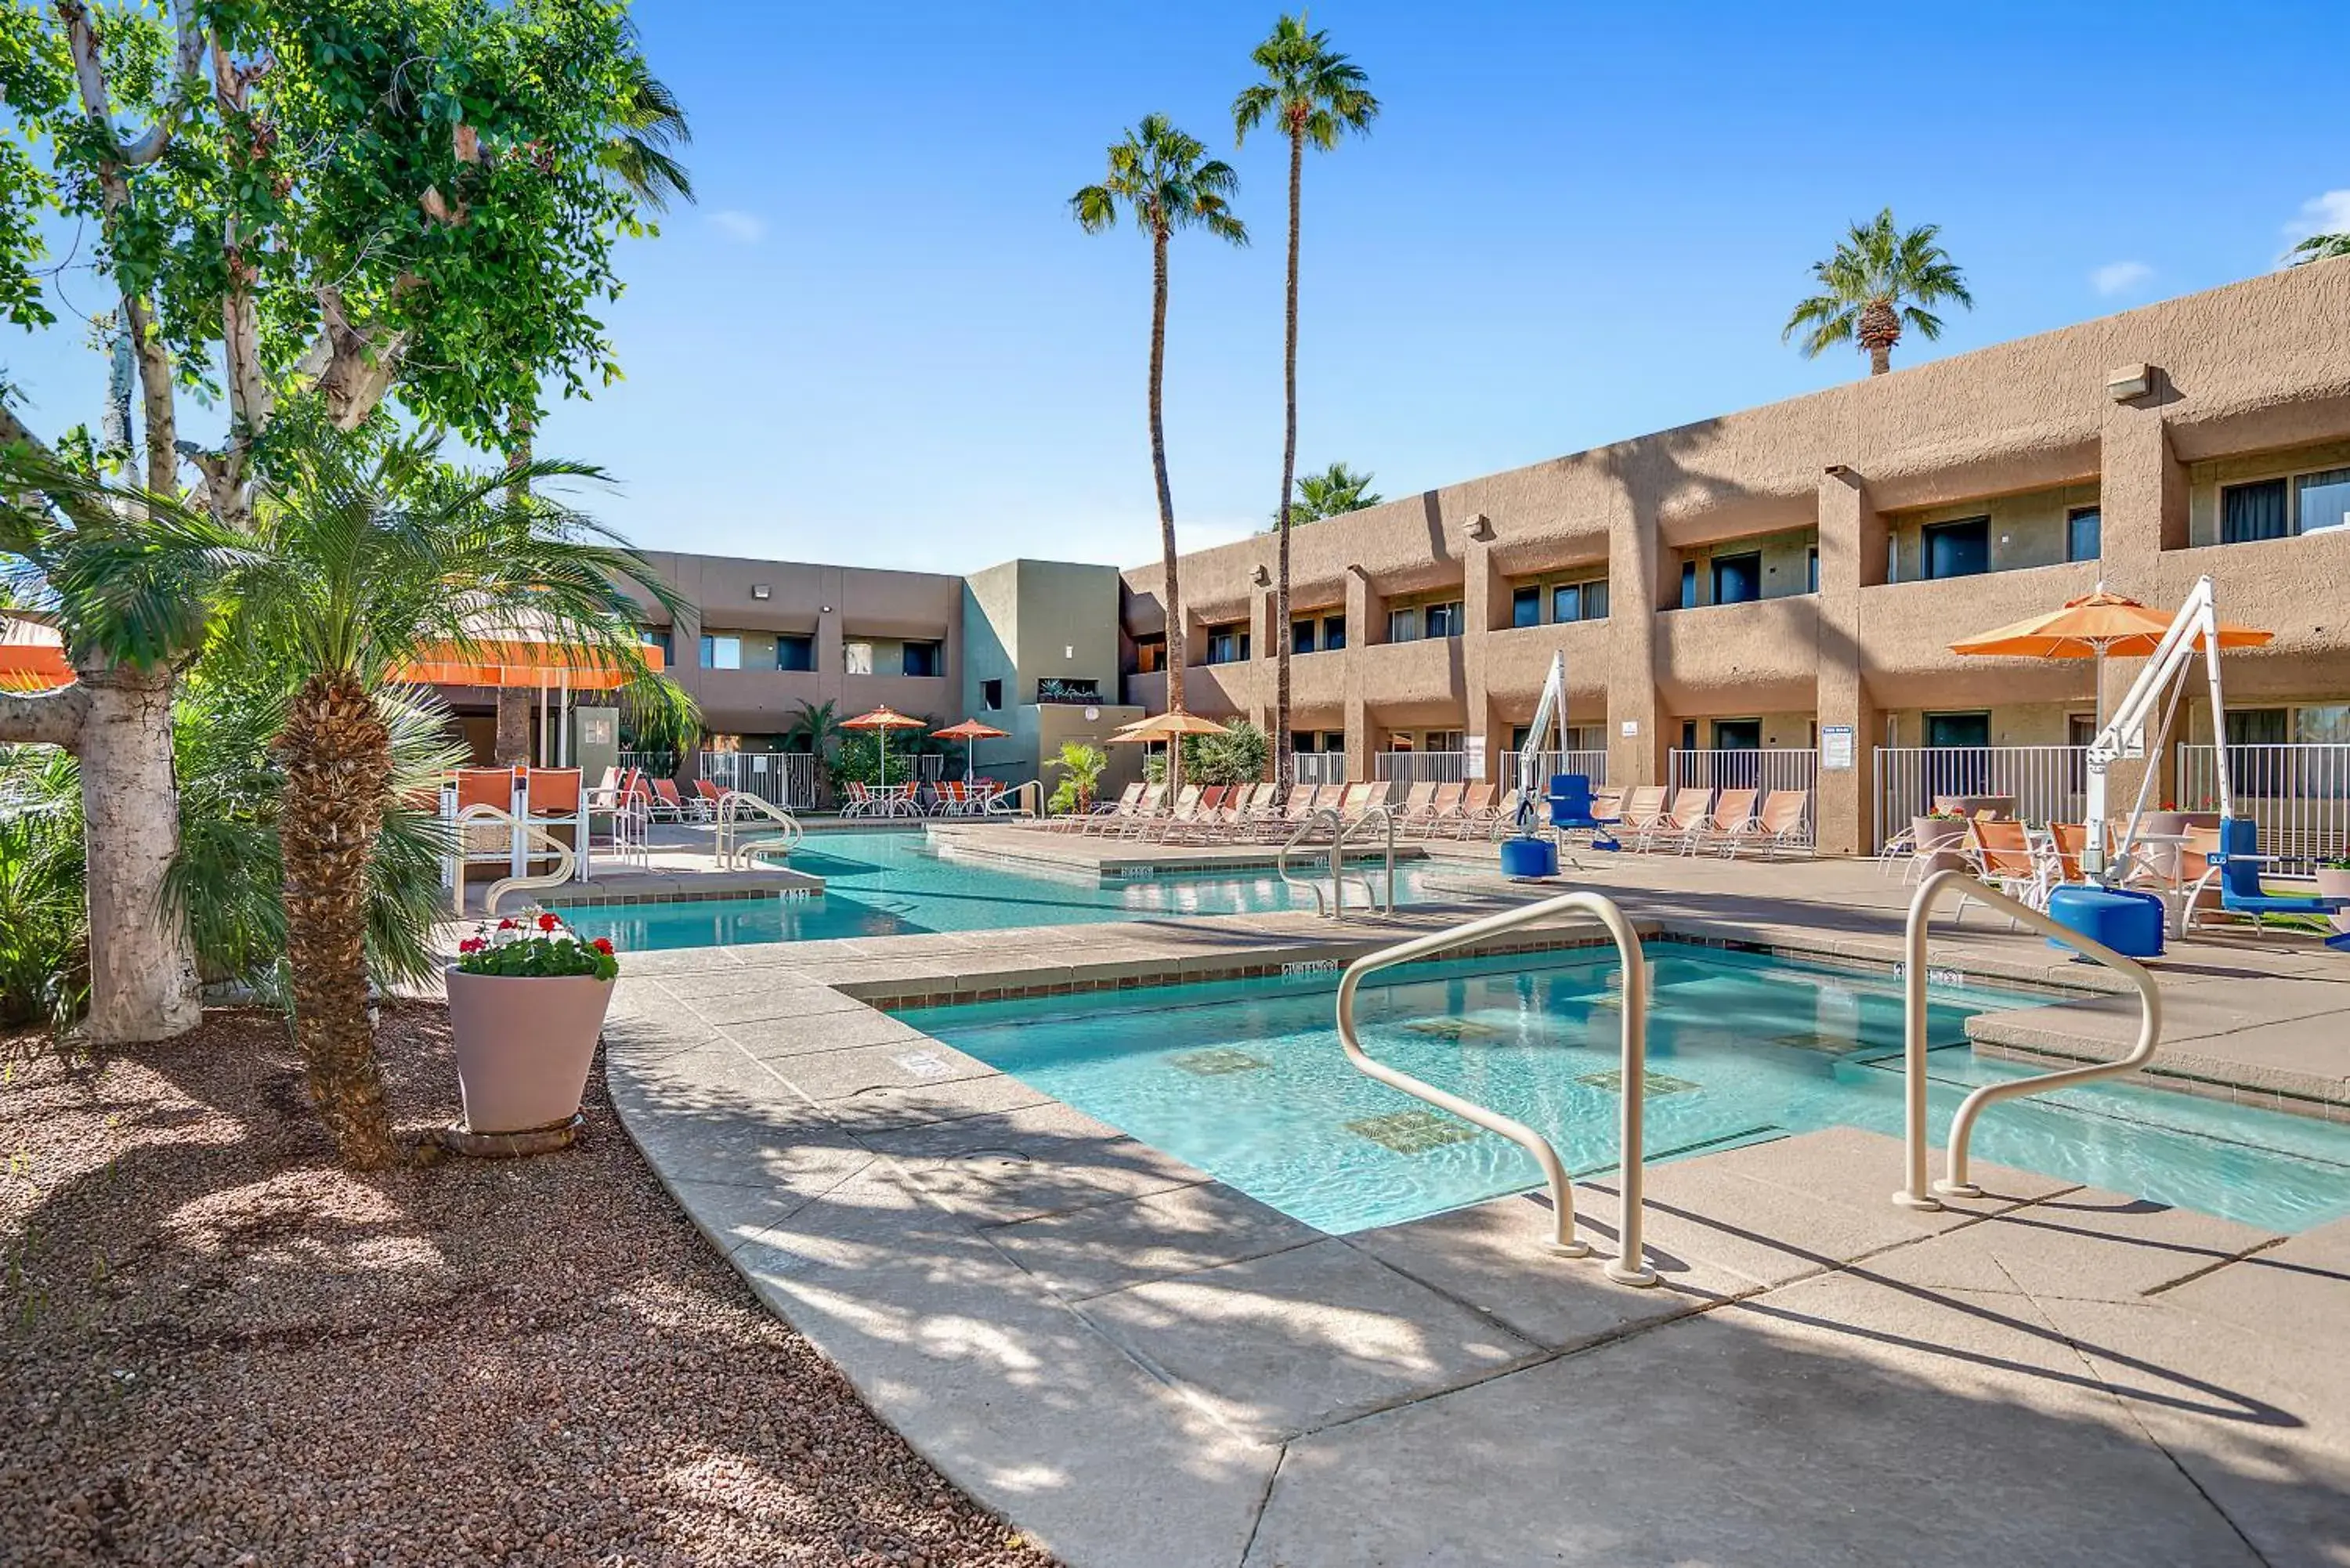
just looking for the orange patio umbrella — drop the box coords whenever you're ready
[1951,587,2273,735]
[841,706,929,790]
[932,717,1009,782]
[0,620,70,694]
[1104,710,1231,744]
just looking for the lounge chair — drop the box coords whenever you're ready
[1077,781,1146,835]
[1638,787,1713,852]
[1453,782,1497,839]
[1139,783,1202,840]
[1614,786,1668,847]
[1416,782,1467,839]
[2182,818,2350,945]
[693,779,725,818]
[1954,818,2053,926]
[1745,790,1813,859]
[1260,783,1321,841]
[1688,788,1759,856]
[1390,782,1438,835]
[648,777,692,822]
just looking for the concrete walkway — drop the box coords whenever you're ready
[599,888,2350,1566]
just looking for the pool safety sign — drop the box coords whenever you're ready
[1820,725,1855,770]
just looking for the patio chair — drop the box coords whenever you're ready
[1261,783,1320,841]
[1954,818,2054,927]
[1454,782,1497,839]
[1748,790,1813,859]
[693,779,725,818]
[1390,782,1439,835]
[1227,782,1276,839]
[1077,781,1146,836]
[1638,788,1713,853]
[1614,786,1668,848]
[1418,782,1467,839]
[648,777,692,822]
[1149,784,1209,841]
[2182,818,2350,945]
[1546,774,1621,851]
[1688,789,1759,857]
[1110,782,1169,837]
[519,768,586,880]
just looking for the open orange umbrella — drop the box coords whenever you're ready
[932,717,1009,782]
[0,620,70,694]
[1103,710,1231,743]
[841,706,928,790]
[1952,588,2273,737]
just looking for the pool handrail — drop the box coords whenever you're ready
[1276,805,1396,919]
[1332,803,1398,918]
[1334,891,1657,1285]
[1895,868,2163,1209]
[1275,808,1343,916]
[451,803,577,915]
[717,789,804,869]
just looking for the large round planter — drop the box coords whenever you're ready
[2318,868,2350,936]
[446,970,613,1136]
[1911,815,1972,875]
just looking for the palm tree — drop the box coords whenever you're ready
[1235,16,1377,793]
[1287,461,1383,524]
[1072,116,1247,791]
[784,698,845,801]
[214,428,678,1169]
[1784,208,1972,377]
[2290,233,2350,266]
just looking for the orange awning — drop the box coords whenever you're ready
[0,621,70,693]
[1950,591,2272,659]
[391,638,663,692]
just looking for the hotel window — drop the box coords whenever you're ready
[1424,729,1464,753]
[1923,517,1990,580]
[1292,618,1317,653]
[1133,634,1166,674]
[902,639,943,677]
[1423,600,1464,638]
[699,634,741,670]
[1679,561,1698,609]
[1292,612,1343,653]
[842,640,875,675]
[1551,578,1608,623]
[981,678,1003,711]
[1386,605,1420,643]
[1512,586,1542,628]
[776,633,815,673]
[641,627,673,659]
[2230,467,2350,541]
[1712,718,1762,750]
[1321,614,1347,651]
[2066,506,2102,563]
[1711,551,1763,605]
[1203,623,1249,664]
[1806,547,1820,594]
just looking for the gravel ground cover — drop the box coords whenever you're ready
[0,1005,1059,1568]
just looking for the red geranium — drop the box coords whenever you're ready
[537,912,559,932]
[458,937,486,954]
[497,918,519,930]
[591,938,614,956]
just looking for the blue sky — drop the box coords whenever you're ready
[9,2,2347,572]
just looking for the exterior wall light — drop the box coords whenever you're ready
[1466,514,1495,541]
[1251,565,1271,587]
[751,583,771,600]
[2106,364,2154,402]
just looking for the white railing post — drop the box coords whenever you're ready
[1894,868,2162,1209]
[1336,892,1655,1285]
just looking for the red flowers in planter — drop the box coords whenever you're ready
[459,937,487,954]
[537,912,559,932]
[591,938,614,955]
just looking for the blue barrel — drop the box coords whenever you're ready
[2045,884,2166,960]
[1499,836,1559,880]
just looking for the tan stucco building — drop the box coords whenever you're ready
[1117,260,2350,854]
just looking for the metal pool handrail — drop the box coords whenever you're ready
[451,804,577,915]
[1335,891,1657,1286]
[1276,805,1397,919]
[1332,804,1398,918]
[717,789,804,869]
[1895,868,2163,1209]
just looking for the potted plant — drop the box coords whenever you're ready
[1911,807,1973,875]
[444,910,620,1151]
[2318,857,2350,935]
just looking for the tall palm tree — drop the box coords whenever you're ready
[1784,208,1972,377]
[214,428,679,1169]
[1072,116,1246,789]
[2290,232,2350,265]
[1288,461,1383,524]
[1235,17,1378,793]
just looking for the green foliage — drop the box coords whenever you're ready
[1143,721,1271,788]
[1046,742,1108,815]
[828,731,892,789]
[455,912,618,981]
[1233,15,1381,155]
[0,746,85,1028]
[2289,233,2350,266]
[1271,461,1382,527]
[1784,208,1973,367]
[1071,114,1247,247]
[617,673,700,768]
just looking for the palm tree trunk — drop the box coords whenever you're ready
[1274,128,1304,795]
[278,670,400,1170]
[1869,343,1891,376]
[1149,221,1185,795]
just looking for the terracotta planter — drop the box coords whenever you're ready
[2318,868,2350,935]
[446,970,613,1135]
[1911,815,1972,875]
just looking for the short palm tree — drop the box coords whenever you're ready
[1235,16,1377,792]
[1072,115,1247,788]
[218,428,678,1169]
[1289,461,1383,524]
[2290,232,2350,266]
[784,697,845,800]
[1784,208,1973,376]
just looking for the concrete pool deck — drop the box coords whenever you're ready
[596,875,2350,1566]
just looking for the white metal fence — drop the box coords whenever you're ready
[1292,752,1347,786]
[1874,746,2088,849]
[2178,742,2350,867]
[1669,747,1816,800]
[694,750,819,810]
[1512,749,1610,788]
[1375,748,1611,787]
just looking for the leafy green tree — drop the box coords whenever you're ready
[0,744,83,1028]
[0,0,676,1042]
[1276,461,1382,525]
[1236,16,1377,793]
[1045,741,1108,815]
[1784,208,1972,376]
[783,698,848,800]
[1072,115,1247,792]
[196,426,678,1168]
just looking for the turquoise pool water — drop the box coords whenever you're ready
[906,944,2350,1235]
[562,831,1441,948]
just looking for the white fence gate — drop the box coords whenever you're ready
[695,750,818,810]
[1873,746,2087,850]
[1668,747,1816,799]
[1292,752,1347,786]
[2178,742,2350,867]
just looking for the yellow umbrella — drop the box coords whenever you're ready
[1103,710,1232,743]
[841,706,929,791]
[1951,588,2272,738]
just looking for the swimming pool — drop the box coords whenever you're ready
[560,830,1444,948]
[906,944,2350,1235]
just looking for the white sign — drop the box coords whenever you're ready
[1463,738,1487,781]
[1620,720,1640,738]
[1820,724,1856,771]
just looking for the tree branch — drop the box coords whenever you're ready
[295,284,416,430]
[0,399,115,532]
[0,684,90,750]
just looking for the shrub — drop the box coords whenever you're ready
[1047,742,1108,815]
[1141,720,1271,788]
[0,746,86,1028]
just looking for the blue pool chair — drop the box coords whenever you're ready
[1547,773,1621,851]
[2200,817,2350,950]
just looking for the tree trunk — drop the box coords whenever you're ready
[494,688,533,765]
[72,665,203,1043]
[1274,128,1304,794]
[1869,342,1891,376]
[1148,222,1185,796]
[277,671,400,1169]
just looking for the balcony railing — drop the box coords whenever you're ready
[2178,742,2350,868]
[1873,746,2086,849]
[1293,752,1348,786]
[1670,747,1817,804]
[1374,749,1610,787]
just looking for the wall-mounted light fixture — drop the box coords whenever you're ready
[1824,463,1853,479]
[1466,514,1495,541]
[1251,564,1271,587]
[2106,363,2155,402]
[1065,645,1076,659]
[751,583,771,600]
[819,604,833,614]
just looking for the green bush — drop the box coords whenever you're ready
[0,746,86,1028]
[1046,742,1108,815]
[1142,720,1271,788]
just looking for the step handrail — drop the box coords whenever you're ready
[716,789,804,869]
[451,804,577,915]
[1330,803,1398,918]
[1277,807,1344,916]
[1335,891,1657,1286]
[1895,868,2163,1209]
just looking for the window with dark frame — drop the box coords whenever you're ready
[1512,586,1542,628]
[776,633,815,672]
[1322,615,1347,652]
[2066,505,2102,563]
[1679,561,1698,609]
[2222,479,2290,544]
[1923,517,1991,580]
[1291,618,1317,654]
[900,640,942,678]
[980,677,1003,711]
[1711,551,1763,605]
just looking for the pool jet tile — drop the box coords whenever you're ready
[1072,1237,1543,1444]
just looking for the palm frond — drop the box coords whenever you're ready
[2289,232,2350,265]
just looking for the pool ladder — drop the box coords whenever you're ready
[1893,869,2164,1209]
[1277,805,1397,919]
[1336,891,1658,1286]
[716,789,804,870]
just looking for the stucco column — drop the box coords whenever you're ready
[1343,565,1376,782]
[1813,468,1884,855]
[2097,393,2188,810]
[1603,471,1662,788]
[1460,516,1507,786]
[818,566,845,706]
